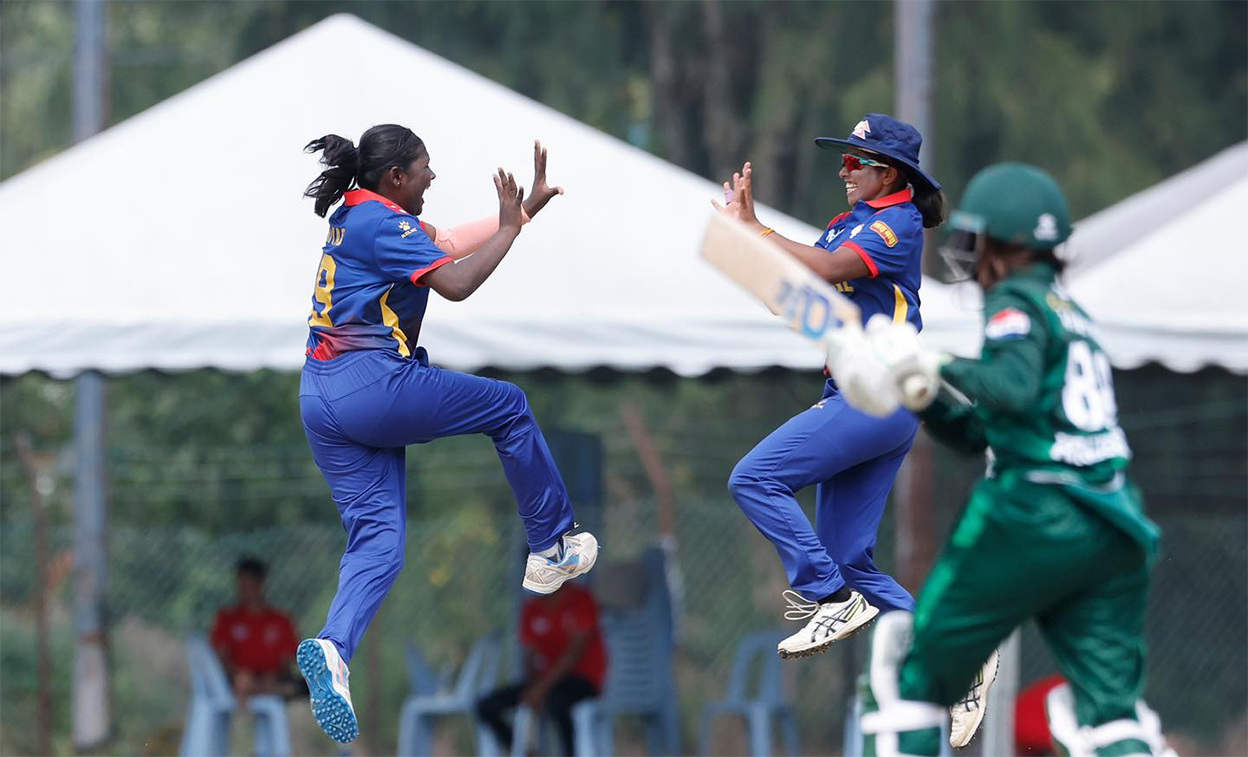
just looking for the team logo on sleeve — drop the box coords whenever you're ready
[985,308,1031,340]
[869,220,898,247]
[397,220,421,239]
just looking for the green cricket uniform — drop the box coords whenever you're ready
[896,262,1161,756]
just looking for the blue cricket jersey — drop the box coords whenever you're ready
[815,188,924,331]
[306,189,452,361]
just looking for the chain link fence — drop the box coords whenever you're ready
[1,368,1244,755]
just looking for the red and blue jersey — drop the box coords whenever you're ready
[306,189,452,361]
[815,188,924,331]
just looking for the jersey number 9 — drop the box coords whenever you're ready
[309,253,337,329]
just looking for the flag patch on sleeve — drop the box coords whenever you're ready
[985,308,1031,340]
[870,220,898,247]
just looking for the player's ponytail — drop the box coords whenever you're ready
[304,134,360,217]
[911,185,948,229]
[303,125,426,217]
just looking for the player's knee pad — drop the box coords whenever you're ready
[1045,683,1175,757]
[859,611,944,757]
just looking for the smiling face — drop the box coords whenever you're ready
[386,145,435,216]
[838,148,903,207]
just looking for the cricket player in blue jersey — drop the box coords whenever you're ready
[296,124,597,743]
[713,114,946,659]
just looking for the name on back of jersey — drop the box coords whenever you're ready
[1050,428,1131,466]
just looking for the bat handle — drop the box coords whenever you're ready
[900,374,936,411]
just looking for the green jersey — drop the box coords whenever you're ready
[922,262,1159,552]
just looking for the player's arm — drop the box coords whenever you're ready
[425,139,562,262]
[711,161,871,284]
[940,293,1048,414]
[919,386,989,454]
[770,235,871,284]
[423,169,525,301]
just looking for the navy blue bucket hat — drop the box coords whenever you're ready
[815,113,941,192]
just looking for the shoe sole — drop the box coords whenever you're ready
[949,652,1000,749]
[297,639,359,743]
[522,543,599,595]
[777,605,880,660]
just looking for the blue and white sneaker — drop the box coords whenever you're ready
[522,532,599,594]
[297,638,359,743]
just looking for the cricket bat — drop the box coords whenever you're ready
[698,212,932,405]
[698,212,863,352]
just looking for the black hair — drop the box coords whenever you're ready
[876,157,946,229]
[303,124,426,217]
[984,238,1069,275]
[236,556,268,581]
[911,185,947,229]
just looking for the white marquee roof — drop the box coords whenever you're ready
[0,13,978,378]
[1069,163,1248,373]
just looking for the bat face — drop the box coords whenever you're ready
[699,212,862,346]
[775,279,843,340]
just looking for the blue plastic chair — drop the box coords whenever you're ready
[697,630,798,756]
[178,636,291,757]
[571,547,680,757]
[396,633,502,756]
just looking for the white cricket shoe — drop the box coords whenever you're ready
[950,649,1000,748]
[777,589,879,659]
[522,532,599,594]
[297,638,358,743]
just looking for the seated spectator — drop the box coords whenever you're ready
[210,557,304,701]
[1015,674,1065,755]
[476,584,607,756]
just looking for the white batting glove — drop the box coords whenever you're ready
[863,315,943,411]
[826,324,902,418]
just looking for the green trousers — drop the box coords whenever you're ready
[898,474,1152,752]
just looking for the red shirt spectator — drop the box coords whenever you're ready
[519,584,607,691]
[210,557,304,701]
[210,605,298,676]
[1015,674,1066,754]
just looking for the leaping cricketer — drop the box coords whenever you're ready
[296,127,597,744]
[839,163,1164,755]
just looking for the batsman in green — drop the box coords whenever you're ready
[836,163,1164,756]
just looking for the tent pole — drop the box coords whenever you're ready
[73,1,111,749]
[894,0,938,275]
[73,371,111,750]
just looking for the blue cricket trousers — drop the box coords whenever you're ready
[728,381,918,612]
[299,349,575,663]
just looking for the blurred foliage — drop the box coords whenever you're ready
[2,0,1246,223]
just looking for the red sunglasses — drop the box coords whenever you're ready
[841,153,890,172]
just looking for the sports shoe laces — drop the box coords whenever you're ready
[955,669,984,711]
[782,589,823,621]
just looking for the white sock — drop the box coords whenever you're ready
[536,538,564,561]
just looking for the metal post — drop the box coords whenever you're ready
[893,430,937,595]
[74,2,110,748]
[894,0,939,273]
[982,630,1020,756]
[73,0,107,142]
[73,371,110,749]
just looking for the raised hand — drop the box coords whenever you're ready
[710,162,764,231]
[522,139,565,219]
[494,167,526,232]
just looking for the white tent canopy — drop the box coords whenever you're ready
[1065,142,1248,274]
[1069,165,1248,373]
[0,13,979,378]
